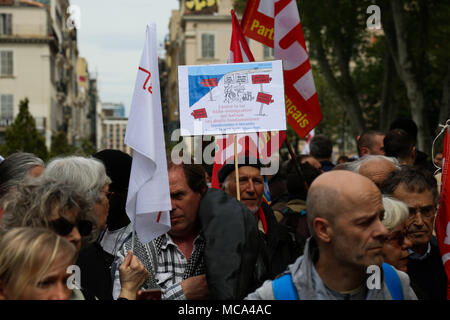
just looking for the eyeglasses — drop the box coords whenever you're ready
[49,217,92,237]
[385,229,408,246]
[407,205,435,218]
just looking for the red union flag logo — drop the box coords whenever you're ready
[200,78,218,87]
[256,92,274,105]
[241,0,323,137]
[191,108,208,119]
[252,74,272,84]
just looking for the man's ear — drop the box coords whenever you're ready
[360,146,369,156]
[313,217,333,243]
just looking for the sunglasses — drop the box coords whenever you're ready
[50,217,92,237]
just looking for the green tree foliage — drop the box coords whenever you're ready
[76,137,96,156]
[233,0,450,154]
[50,131,73,158]
[0,98,48,160]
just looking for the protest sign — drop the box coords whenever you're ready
[178,60,286,136]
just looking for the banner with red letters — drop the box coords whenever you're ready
[436,128,450,299]
[241,0,322,138]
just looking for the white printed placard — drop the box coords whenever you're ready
[178,60,286,136]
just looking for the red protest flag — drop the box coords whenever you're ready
[241,0,322,138]
[436,128,450,299]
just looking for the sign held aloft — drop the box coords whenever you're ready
[178,60,286,136]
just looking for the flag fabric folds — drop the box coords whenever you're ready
[241,0,322,138]
[301,128,315,155]
[436,127,450,299]
[124,23,171,244]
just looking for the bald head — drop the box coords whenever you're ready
[359,156,399,188]
[306,171,382,238]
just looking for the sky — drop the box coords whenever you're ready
[70,0,179,116]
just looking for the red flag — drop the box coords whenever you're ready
[241,0,322,138]
[436,128,450,299]
[211,10,285,189]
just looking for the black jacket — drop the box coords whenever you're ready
[407,237,448,300]
[259,202,303,278]
[76,242,114,300]
[198,188,266,300]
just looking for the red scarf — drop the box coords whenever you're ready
[257,206,267,234]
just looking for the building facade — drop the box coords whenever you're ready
[101,116,130,155]
[0,0,93,150]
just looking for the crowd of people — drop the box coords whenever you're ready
[0,118,448,300]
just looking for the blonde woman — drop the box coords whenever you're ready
[0,227,76,300]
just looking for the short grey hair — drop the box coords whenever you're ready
[1,177,98,243]
[306,185,340,239]
[223,173,232,191]
[349,155,400,173]
[0,152,44,199]
[381,195,409,230]
[43,156,111,205]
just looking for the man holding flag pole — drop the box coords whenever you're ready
[113,23,209,300]
[216,9,303,280]
[113,22,266,300]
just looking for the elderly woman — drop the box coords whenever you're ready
[0,152,44,201]
[0,227,76,300]
[381,195,413,272]
[43,156,111,232]
[1,177,94,252]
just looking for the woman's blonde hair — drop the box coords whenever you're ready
[0,227,76,299]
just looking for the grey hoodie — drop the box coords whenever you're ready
[245,238,417,300]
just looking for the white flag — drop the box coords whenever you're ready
[125,23,171,244]
[301,128,315,155]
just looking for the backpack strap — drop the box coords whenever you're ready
[272,273,299,300]
[382,263,404,300]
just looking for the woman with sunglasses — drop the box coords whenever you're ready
[43,156,112,234]
[1,177,94,252]
[0,227,76,300]
[381,195,413,272]
[1,177,149,300]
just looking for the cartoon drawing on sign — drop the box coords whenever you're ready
[179,60,285,136]
[252,74,272,116]
[223,84,252,104]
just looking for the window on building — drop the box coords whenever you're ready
[0,94,13,121]
[263,46,274,60]
[201,33,215,59]
[0,50,13,76]
[0,14,12,35]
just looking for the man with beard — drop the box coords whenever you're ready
[246,171,417,300]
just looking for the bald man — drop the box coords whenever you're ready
[358,155,399,188]
[246,171,417,300]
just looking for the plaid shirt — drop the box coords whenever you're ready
[112,232,205,300]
